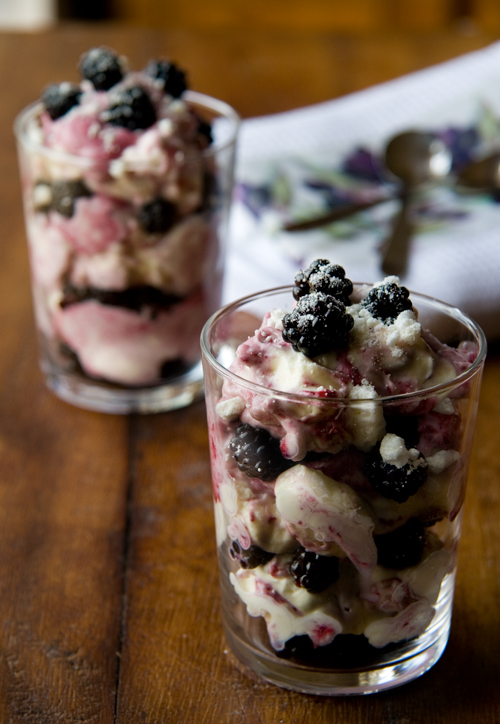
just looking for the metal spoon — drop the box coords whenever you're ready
[380,131,452,276]
[282,194,389,232]
[282,130,451,237]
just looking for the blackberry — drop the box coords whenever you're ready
[275,635,315,660]
[197,117,213,146]
[138,198,176,234]
[384,414,420,449]
[199,169,217,212]
[282,292,354,357]
[375,518,426,569]
[51,180,92,217]
[229,540,273,569]
[41,82,81,120]
[365,444,427,503]
[60,283,180,314]
[308,271,353,305]
[362,281,413,323]
[160,359,192,379]
[293,259,353,305]
[102,85,156,131]
[229,423,292,482]
[293,259,327,298]
[276,633,394,667]
[290,549,339,593]
[79,47,124,91]
[144,59,188,98]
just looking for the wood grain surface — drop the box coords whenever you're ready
[115,0,500,33]
[0,23,499,723]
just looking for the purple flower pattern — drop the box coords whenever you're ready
[235,121,491,234]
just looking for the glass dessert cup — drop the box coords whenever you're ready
[201,285,486,696]
[15,91,240,414]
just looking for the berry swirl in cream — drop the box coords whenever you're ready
[18,46,229,389]
[209,260,479,665]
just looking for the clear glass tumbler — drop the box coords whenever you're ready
[15,91,239,414]
[201,285,486,695]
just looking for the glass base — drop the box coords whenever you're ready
[42,360,204,414]
[219,553,455,696]
[224,622,449,695]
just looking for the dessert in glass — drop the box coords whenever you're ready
[201,259,486,695]
[15,47,239,413]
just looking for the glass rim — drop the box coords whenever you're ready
[200,284,488,405]
[13,89,241,165]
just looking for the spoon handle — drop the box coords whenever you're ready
[380,192,413,277]
[282,195,390,232]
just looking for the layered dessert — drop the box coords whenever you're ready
[208,260,480,668]
[17,47,229,388]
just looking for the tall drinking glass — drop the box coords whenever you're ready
[15,91,239,414]
[201,285,486,695]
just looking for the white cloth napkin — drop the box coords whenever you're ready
[223,41,500,340]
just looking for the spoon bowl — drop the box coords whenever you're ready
[384,130,452,186]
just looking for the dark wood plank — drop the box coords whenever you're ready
[142,28,498,118]
[116,0,469,32]
[115,404,220,722]
[0,380,129,722]
[5,25,495,120]
[0,28,147,723]
[0,223,130,720]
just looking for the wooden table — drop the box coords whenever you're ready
[1,23,499,723]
